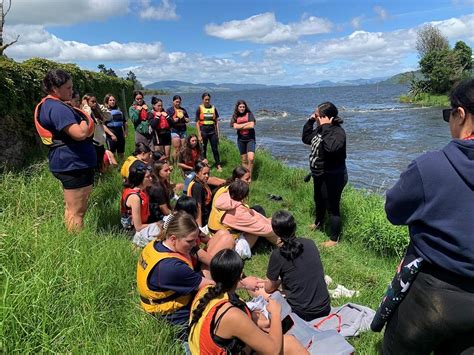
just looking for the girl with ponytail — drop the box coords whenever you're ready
[189,249,306,354]
[264,210,331,322]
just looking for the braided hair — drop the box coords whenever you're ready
[189,249,244,328]
[272,210,303,260]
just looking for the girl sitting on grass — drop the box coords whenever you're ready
[264,210,331,321]
[121,161,160,247]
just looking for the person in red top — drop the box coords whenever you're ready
[149,96,173,161]
[121,161,160,247]
[178,134,207,177]
[230,100,256,179]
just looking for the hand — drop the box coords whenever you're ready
[241,276,265,292]
[266,298,281,317]
[202,159,208,165]
[318,116,333,125]
[136,106,142,111]
[124,131,128,138]
[111,134,117,142]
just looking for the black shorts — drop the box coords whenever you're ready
[153,132,172,146]
[95,145,105,171]
[52,168,95,190]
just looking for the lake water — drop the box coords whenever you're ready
[145,84,451,192]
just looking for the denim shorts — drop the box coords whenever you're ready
[171,129,187,139]
[237,139,256,155]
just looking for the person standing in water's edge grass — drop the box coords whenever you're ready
[302,101,347,247]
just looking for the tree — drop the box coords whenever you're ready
[420,49,462,94]
[0,0,19,56]
[415,24,449,58]
[453,40,472,72]
[97,64,117,77]
[125,70,143,90]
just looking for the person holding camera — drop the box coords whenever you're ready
[302,101,347,247]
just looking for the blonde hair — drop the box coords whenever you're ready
[159,211,198,240]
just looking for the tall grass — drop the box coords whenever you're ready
[399,93,449,106]
[2,131,408,353]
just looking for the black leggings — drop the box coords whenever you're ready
[312,170,348,241]
[201,127,220,166]
[383,265,474,355]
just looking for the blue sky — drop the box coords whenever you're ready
[4,0,474,85]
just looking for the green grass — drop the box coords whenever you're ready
[1,130,407,354]
[399,93,450,107]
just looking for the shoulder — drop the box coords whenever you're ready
[248,112,255,120]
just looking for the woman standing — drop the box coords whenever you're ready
[382,78,474,354]
[230,100,256,178]
[129,90,152,148]
[81,93,113,174]
[302,102,347,247]
[34,69,96,231]
[167,95,190,164]
[149,97,172,160]
[104,93,127,160]
[196,93,222,172]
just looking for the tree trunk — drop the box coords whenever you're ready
[0,2,4,48]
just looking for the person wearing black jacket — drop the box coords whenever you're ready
[302,102,347,247]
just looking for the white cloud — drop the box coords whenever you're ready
[7,0,129,26]
[373,6,388,21]
[350,16,363,30]
[4,25,165,61]
[139,0,179,21]
[205,12,332,44]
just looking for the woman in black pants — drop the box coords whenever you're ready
[302,101,347,247]
[195,92,222,172]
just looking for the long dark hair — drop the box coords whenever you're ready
[180,134,201,163]
[450,78,474,114]
[175,195,198,219]
[189,249,244,328]
[225,166,249,185]
[132,142,151,156]
[151,161,171,207]
[232,100,251,120]
[318,101,343,124]
[124,162,147,188]
[82,93,104,123]
[272,210,303,260]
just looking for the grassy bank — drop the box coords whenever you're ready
[399,93,449,106]
[1,132,406,353]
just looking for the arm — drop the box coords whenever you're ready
[103,125,117,141]
[319,124,345,153]
[64,121,92,141]
[159,203,172,216]
[222,300,283,354]
[129,106,139,125]
[198,276,215,289]
[385,160,425,225]
[302,118,316,145]
[264,278,281,294]
[127,194,148,231]
[196,202,203,227]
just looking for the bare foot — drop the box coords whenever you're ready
[320,240,338,248]
[216,165,223,172]
[309,223,323,231]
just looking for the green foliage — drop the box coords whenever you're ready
[399,93,449,106]
[98,63,118,77]
[0,57,134,169]
[415,24,449,58]
[453,40,472,72]
[419,49,464,94]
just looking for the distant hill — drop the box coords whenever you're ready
[378,71,423,85]
[145,76,390,93]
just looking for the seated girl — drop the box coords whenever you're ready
[120,161,159,247]
[210,179,279,247]
[189,249,307,354]
[187,161,214,228]
[264,210,331,321]
[147,161,182,223]
[178,134,207,176]
[120,142,152,179]
[137,212,261,328]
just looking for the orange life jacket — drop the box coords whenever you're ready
[198,105,216,125]
[133,104,149,121]
[121,188,151,226]
[34,95,94,148]
[187,179,212,206]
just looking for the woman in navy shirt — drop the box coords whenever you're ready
[35,69,97,231]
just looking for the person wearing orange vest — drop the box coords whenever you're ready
[149,96,173,161]
[166,95,190,164]
[34,69,96,232]
[136,211,215,330]
[129,90,152,148]
[189,249,307,354]
[231,100,257,179]
[195,93,222,172]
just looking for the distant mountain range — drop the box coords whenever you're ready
[145,74,411,93]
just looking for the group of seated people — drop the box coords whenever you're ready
[118,142,331,354]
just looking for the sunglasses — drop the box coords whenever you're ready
[442,108,454,122]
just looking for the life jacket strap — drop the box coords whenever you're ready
[140,293,180,305]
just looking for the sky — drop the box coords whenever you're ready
[4,0,474,85]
